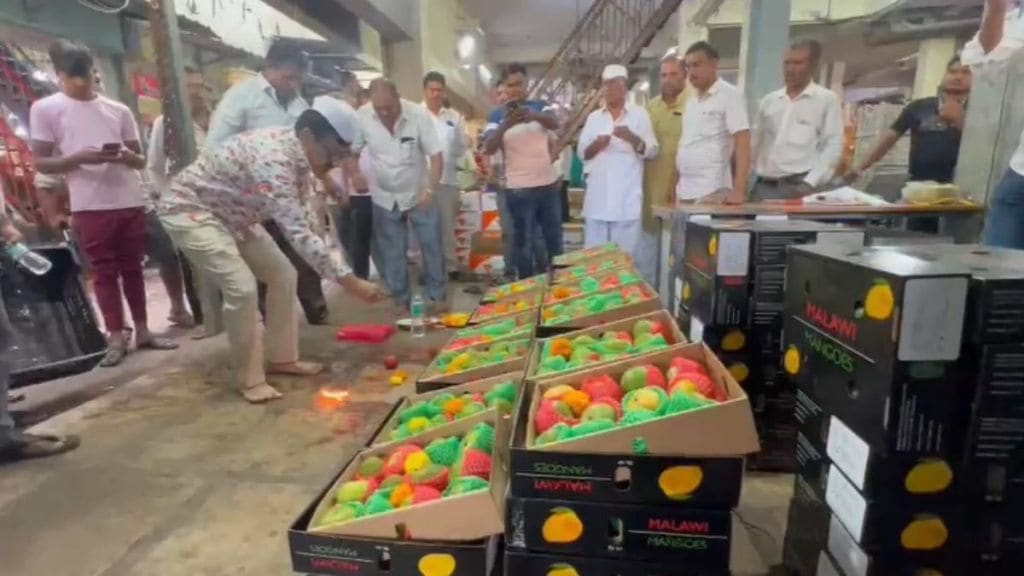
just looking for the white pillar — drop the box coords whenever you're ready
[738,0,791,116]
[913,38,957,99]
[829,60,847,102]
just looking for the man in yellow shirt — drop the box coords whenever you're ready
[640,54,688,285]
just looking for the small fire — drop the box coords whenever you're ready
[315,387,351,411]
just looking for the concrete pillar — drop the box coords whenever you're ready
[913,37,957,99]
[148,0,196,173]
[829,60,847,102]
[738,0,791,116]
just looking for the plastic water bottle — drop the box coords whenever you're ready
[410,292,426,338]
[5,243,52,276]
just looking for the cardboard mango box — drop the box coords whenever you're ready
[370,373,523,449]
[521,344,759,458]
[480,275,548,304]
[824,514,956,576]
[526,310,687,381]
[679,263,751,328]
[469,293,541,325]
[508,381,743,508]
[503,549,726,576]
[783,313,962,460]
[416,339,529,392]
[538,282,661,336]
[307,413,509,542]
[290,493,498,575]
[551,253,634,284]
[551,243,625,268]
[781,476,832,576]
[441,312,537,353]
[505,494,731,567]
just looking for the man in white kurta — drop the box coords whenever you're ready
[577,64,658,258]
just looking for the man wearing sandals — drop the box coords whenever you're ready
[157,97,387,403]
[1,215,80,462]
[30,40,177,367]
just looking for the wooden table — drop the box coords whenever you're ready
[651,201,986,309]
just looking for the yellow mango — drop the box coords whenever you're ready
[418,553,457,576]
[659,465,704,500]
[900,515,949,551]
[542,507,584,544]
[904,460,954,495]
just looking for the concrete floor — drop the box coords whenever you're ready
[0,281,793,576]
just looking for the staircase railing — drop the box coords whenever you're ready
[528,0,684,154]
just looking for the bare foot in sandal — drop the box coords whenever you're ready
[0,433,80,464]
[242,383,283,404]
[100,345,128,367]
[136,334,179,351]
[267,361,324,376]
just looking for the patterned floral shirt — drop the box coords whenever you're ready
[158,127,351,280]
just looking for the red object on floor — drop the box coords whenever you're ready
[336,324,396,344]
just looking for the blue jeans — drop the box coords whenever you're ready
[496,189,546,279]
[372,200,447,306]
[984,169,1024,249]
[505,183,564,279]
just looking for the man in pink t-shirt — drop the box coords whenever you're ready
[30,40,177,366]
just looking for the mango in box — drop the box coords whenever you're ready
[432,339,530,376]
[537,317,670,375]
[385,380,519,441]
[314,423,497,529]
[541,284,655,327]
[552,243,620,267]
[444,316,535,352]
[553,254,632,284]
[545,269,642,304]
[482,274,547,303]
[532,356,726,447]
[472,293,541,322]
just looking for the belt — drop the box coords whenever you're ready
[758,173,809,186]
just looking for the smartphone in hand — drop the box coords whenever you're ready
[101,142,122,156]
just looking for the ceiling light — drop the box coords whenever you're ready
[637,80,650,92]
[478,64,493,84]
[457,34,476,60]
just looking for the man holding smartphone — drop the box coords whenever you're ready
[30,40,177,367]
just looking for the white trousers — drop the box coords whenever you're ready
[161,213,299,390]
[584,218,642,257]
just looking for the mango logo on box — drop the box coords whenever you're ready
[728,362,750,383]
[658,466,704,500]
[542,507,584,543]
[900,515,949,551]
[546,564,580,576]
[418,553,456,576]
[681,281,691,302]
[864,280,895,320]
[708,235,718,257]
[784,345,801,375]
[904,460,954,495]
[721,330,746,352]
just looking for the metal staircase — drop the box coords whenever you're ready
[529,0,684,153]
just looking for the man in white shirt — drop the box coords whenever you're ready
[422,71,467,277]
[356,79,445,311]
[675,41,751,204]
[206,41,328,325]
[753,39,844,200]
[147,67,222,338]
[964,0,1024,248]
[577,64,658,257]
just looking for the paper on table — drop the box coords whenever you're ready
[802,186,891,206]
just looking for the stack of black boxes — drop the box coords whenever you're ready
[676,219,865,472]
[781,243,1024,576]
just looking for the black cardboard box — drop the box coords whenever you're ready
[288,456,498,576]
[817,462,958,554]
[825,514,955,576]
[784,314,962,460]
[503,549,725,576]
[782,476,832,576]
[680,263,750,328]
[505,495,731,566]
[785,243,970,367]
[794,389,958,504]
[684,219,865,272]
[507,383,744,508]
